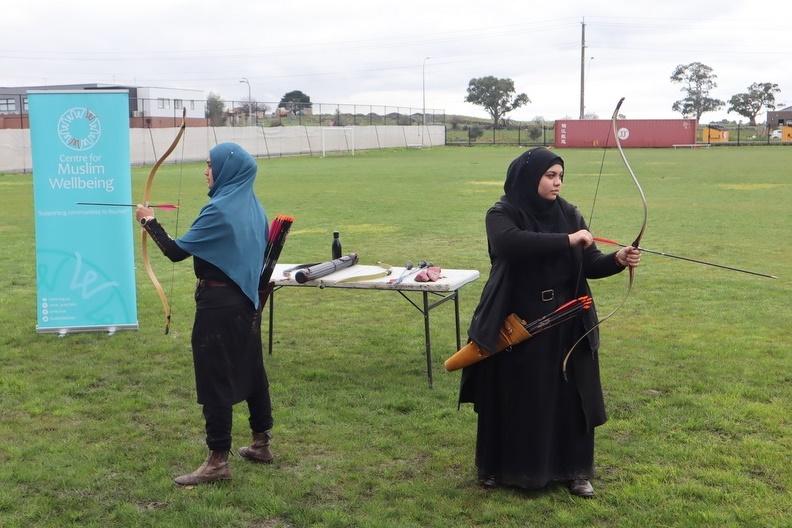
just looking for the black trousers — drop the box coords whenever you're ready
[202,388,273,451]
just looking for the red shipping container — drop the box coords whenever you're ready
[554,119,697,148]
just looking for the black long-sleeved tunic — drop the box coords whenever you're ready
[459,197,626,489]
[144,218,268,406]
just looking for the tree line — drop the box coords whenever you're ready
[203,63,781,129]
[465,63,782,127]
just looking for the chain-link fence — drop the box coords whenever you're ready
[445,122,555,147]
[698,122,787,145]
[205,100,446,130]
[444,121,787,147]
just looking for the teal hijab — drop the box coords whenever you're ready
[176,143,268,309]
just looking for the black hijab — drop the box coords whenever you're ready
[502,147,566,232]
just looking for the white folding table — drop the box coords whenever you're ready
[265,263,480,387]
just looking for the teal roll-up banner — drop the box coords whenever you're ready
[29,90,138,334]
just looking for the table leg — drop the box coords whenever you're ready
[454,291,461,350]
[422,292,433,388]
[400,290,460,388]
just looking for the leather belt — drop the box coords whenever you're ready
[197,279,229,287]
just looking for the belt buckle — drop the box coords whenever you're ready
[541,289,554,302]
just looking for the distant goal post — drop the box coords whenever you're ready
[321,127,355,157]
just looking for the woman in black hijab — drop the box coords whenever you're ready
[459,147,640,497]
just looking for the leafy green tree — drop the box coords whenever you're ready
[278,90,312,115]
[468,125,485,140]
[528,116,546,141]
[464,76,529,129]
[670,62,725,123]
[728,82,781,125]
[205,92,227,126]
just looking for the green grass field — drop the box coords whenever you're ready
[1,145,790,527]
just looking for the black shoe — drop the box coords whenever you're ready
[568,479,594,497]
[479,476,498,489]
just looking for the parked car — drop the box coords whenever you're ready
[770,129,782,139]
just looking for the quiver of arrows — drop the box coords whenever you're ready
[444,295,593,372]
[444,313,532,372]
[259,214,294,308]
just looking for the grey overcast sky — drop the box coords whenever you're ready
[4,0,791,123]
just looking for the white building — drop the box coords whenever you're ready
[0,83,205,129]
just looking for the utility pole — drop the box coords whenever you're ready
[422,56,430,145]
[579,18,586,119]
[240,77,252,126]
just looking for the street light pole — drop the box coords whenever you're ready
[422,56,430,145]
[240,77,252,126]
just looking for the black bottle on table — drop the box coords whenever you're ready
[332,231,342,260]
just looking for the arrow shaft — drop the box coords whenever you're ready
[593,238,777,279]
[76,202,179,209]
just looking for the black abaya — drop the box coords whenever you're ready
[459,148,626,489]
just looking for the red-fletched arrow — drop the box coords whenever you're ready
[76,202,180,210]
[524,295,593,334]
[258,214,295,308]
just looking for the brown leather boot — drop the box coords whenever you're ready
[237,430,274,463]
[173,450,231,485]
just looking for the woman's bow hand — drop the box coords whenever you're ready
[615,246,641,268]
[136,204,155,223]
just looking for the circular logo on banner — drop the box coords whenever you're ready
[57,107,102,150]
[617,127,630,141]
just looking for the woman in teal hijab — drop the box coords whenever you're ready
[137,143,275,485]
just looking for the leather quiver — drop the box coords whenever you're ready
[444,313,532,372]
